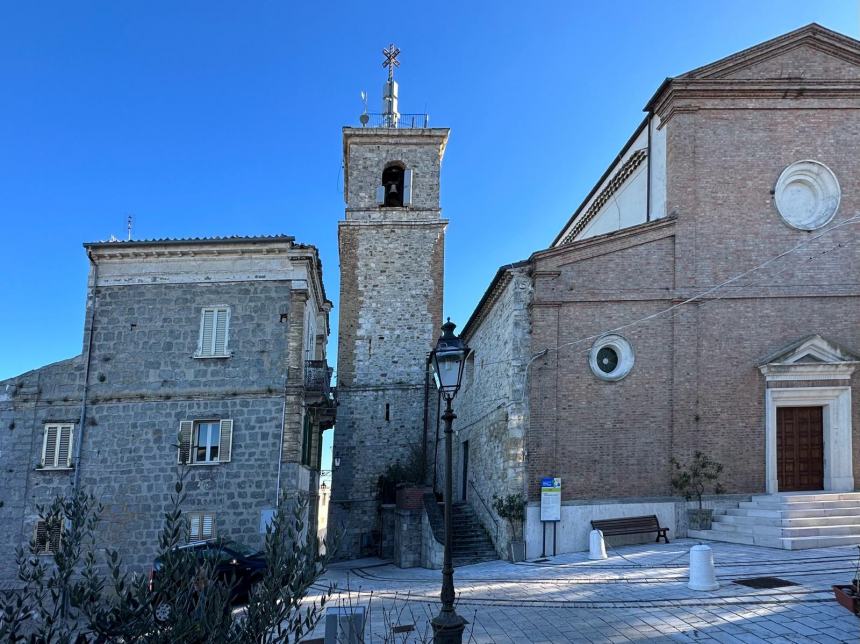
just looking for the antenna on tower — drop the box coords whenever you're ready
[127,214,133,241]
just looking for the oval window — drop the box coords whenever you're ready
[589,335,634,381]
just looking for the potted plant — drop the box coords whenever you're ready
[492,492,526,562]
[833,546,860,615]
[670,451,724,530]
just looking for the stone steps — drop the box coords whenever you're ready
[689,492,860,550]
[449,503,499,566]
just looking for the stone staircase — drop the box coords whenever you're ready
[688,492,860,549]
[451,502,499,566]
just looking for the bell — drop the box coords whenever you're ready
[388,183,398,195]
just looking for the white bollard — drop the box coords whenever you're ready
[688,544,719,591]
[588,529,607,560]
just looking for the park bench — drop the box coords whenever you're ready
[591,515,670,543]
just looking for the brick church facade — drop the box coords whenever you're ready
[452,24,860,557]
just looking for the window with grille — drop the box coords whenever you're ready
[34,518,62,555]
[40,424,74,469]
[178,419,233,465]
[196,307,230,357]
[188,512,216,541]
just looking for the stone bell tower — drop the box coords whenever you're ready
[330,44,449,558]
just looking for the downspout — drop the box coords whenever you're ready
[72,251,98,491]
[646,113,652,222]
[274,377,287,507]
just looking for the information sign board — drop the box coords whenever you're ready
[540,477,561,522]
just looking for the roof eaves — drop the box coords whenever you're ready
[83,234,296,250]
[550,116,650,248]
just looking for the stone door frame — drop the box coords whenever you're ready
[765,387,852,494]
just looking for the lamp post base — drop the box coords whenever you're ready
[431,611,467,644]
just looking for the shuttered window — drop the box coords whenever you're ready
[178,419,232,465]
[41,424,74,469]
[196,307,230,357]
[188,512,216,541]
[34,518,62,555]
[301,413,313,466]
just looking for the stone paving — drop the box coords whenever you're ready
[304,538,860,642]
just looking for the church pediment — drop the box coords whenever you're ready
[680,24,860,81]
[758,334,859,381]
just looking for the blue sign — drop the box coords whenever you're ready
[541,477,554,488]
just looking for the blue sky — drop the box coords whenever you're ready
[1,2,858,469]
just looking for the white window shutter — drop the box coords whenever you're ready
[202,514,214,538]
[43,426,58,467]
[189,514,200,540]
[58,426,72,468]
[403,169,413,206]
[178,421,193,464]
[376,185,386,205]
[218,419,233,463]
[200,309,215,356]
[214,309,228,356]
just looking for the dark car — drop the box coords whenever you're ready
[149,539,266,614]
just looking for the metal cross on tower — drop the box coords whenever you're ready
[382,43,400,81]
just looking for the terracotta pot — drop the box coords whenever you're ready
[833,585,860,616]
[395,486,431,510]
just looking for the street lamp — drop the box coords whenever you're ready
[430,318,468,644]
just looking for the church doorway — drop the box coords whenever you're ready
[777,406,824,491]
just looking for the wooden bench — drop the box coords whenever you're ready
[591,515,670,543]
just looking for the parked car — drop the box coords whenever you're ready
[149,539,266,615]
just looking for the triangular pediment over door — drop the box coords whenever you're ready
[758,334,857,494]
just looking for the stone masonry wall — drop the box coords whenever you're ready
[331,127,448,559]
[0,275,328,577]
[452,268,532,556]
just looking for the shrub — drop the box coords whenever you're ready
[0,468,336,643]
[492,493,525,542]
[670,451,725,510]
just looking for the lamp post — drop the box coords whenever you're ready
[430,318,468,644]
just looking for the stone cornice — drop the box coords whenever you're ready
[535,217,676,265]
[652,80,860,126]
[758,362,857,381]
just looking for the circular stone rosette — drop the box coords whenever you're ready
[588,334,634,382]
[774,160,840,231]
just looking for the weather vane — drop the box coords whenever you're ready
[382,43,400,81]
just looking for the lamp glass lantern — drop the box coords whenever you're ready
[431,318,467,399]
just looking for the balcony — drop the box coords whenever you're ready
[304,360,333,398]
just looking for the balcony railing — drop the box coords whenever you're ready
[305,360,333,397]
[357,112,430,129]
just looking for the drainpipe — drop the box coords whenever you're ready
[72,251,98,491]
[274,377,287,507]
[646,113,652,222]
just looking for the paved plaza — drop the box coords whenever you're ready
[306,539,860,642]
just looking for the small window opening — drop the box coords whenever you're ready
[385,403,390,422]
[382,165,404,207]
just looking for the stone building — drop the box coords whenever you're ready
[328,58,449,558]
[453,24,860,558]
[0,235,334,577]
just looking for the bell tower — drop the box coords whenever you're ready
[330,45,450,558]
